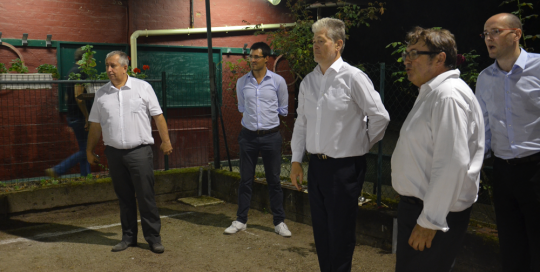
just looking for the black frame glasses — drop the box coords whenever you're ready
[401,50,441,61]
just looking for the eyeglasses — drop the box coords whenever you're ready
[401,50,441,61]
[247,55,265,61]
[480,28,518,39]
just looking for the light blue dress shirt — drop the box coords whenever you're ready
[236,69,288,131]
[475,49,540,159]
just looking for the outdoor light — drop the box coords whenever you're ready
[0,32,2,44]
[268,0,280,5]
[22,33,28,46]
[242,43,248,54]
[46,34,52,47]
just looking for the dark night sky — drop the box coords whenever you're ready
[317,0,540,68]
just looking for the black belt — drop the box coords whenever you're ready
[312,153,334,160]
[242,126,279,136]
[497,152,540,166]
[400,195,423,205]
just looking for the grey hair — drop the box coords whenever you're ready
[106,51,129,66]
[312,17,346,54]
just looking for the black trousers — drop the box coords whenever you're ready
[307,154,366,272]
[492,157,540,272]
[237,128,285,226]
[395,199,472,272]
[105,145,161,245]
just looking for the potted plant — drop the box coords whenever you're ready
[0,58,54,90]
[68,45,108,94]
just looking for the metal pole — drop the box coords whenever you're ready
[377,63,385,207]
[205,0,220,169]
[162,72,169,171]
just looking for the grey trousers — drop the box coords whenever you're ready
[105,145,161,245]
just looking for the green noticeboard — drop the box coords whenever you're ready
[57,42,222,111]
[137,45,222,108]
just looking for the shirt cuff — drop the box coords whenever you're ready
[417,211,450,232]
[291,152,304,163]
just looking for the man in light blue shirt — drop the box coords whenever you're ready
[476,13,540,271]
[224,42,291,237]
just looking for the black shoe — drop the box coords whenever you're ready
[111,241,137,252]
[149,242,165,254]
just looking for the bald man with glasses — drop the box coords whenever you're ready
[476,13,540,271]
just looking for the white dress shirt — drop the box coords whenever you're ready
[291,58,390,162]
[391,69,485,232]
[88,76,163,149]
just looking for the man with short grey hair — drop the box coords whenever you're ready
[290,17,389,272]
[87,51,173,254]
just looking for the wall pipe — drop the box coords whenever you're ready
[129,23,296,69]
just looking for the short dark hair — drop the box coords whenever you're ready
[405,26,457,69]
[74,48,84,61]
[250,42,271,57]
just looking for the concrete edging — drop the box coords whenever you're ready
[0,168,501,271]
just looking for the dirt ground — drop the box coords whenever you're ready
[0,200,396,272]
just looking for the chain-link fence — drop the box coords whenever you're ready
[0,64,496,226]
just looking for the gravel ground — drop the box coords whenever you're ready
[0,200,396,272]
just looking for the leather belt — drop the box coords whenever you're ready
[313,153,334,160]
[499,152,540,166]
[400,195,423,205]
[242,126,279,136]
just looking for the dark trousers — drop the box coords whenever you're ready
[105,145,161,245]
[53,117,91,176]
[395,199,472,272]
[492,157,540,272]
[237,128,285,226]
[307,154,366,272]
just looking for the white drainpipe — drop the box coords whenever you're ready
[129,23,296,69]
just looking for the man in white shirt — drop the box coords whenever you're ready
[289,18,389,272]
[86,51,173,254]
[391,27,484,271]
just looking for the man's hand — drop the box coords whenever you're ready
[408,224,437,251]
[86,151,100,166]
[84,120,89,131]
[289,162,304,191]
[160,141,173,155]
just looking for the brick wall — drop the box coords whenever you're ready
[0,0,295,180]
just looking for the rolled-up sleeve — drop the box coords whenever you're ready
[236,77,245,113]
[277,76,288,116]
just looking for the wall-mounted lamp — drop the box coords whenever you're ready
[0,32,2,45]
[242,43,248,54]
[22,33,28,46]
[268,0,280,5]
[46,34,52,47]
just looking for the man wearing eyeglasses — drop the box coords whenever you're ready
[391,27,484,271]
[224,42,291,237]
[290,18,389,271]
[476,13,540,271]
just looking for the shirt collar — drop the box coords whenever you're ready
[420,69,461,94]
[248,68,272,80]
[315,57,344,75]
[109,76,133,92]
[490,48,528,74]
